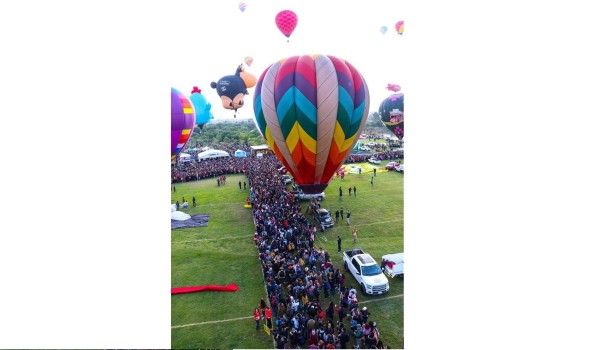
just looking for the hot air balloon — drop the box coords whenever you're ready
[211,64,256,117]
[253,54,370,194]
[379,93,404,139]
[386,83,401,92]
[239,2,246,12]
[189,86,212,130]
[380,26,388,35]
[275,10,298,41]
[395,20,404,35]
[244,56,254,67]
[171,87,196,160]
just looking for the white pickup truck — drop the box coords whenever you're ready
[343,248,390,295]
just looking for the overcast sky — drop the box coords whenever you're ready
[169,0,408,120]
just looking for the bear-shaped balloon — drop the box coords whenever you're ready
[211,65,256,117]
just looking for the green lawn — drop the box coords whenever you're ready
[171,162,403,349]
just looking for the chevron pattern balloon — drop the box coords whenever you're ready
[253,54,370,194]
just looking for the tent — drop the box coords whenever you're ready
[197,149,230,161]
[234,149,247,158]
[178,153,192,162]
[352,141,362,150]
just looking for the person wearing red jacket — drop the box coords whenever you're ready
[265,307,273,329]
[253,308,261,331]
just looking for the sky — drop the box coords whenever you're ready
[169,0,409,120]
[3,0,600,348]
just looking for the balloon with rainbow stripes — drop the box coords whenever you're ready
[253,54,370,194]
[171,87,195,161]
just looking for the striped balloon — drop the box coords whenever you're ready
[253,54,370,194]
[171,87,195,161]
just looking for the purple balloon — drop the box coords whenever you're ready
[171,87,195,160]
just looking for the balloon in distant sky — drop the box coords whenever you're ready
[395,20,404,35]
[244,56,254,67]
[210,65,256,117]
[189,86,212,130]
[239,2,246,12]
[275,10,298,41]
[171,87,195,160]
[253,54,370,194]
[379,93,404,139]
[386,83,401,92]
[380,26,388,35]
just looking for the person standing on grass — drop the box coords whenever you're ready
[348,187,352,196]
[265,306,273,329]
[353,186,356,197]
[346,212,351,226]
[239,180,242,189]
[173,185,176,192]
[373,168,377,177]
[335,209,340,222]
[176,200,180,211]
[339,186,343,201]
[337,236,342,252]
[192,196,196,207]
[340,207,344,220]
[254,307,261,331]
[370,176,374,187]
[352,228,358,243]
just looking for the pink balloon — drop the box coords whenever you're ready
[275,10,298,39]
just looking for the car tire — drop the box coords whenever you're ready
[361,283,367,296]
[344,262,349,271]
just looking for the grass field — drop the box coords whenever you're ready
[171,162,403,349]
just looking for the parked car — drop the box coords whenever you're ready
[313,208,334,229]
[367,157,381,165]
[291,185,326,201]
[343,248,390,295]
[282,174,293,184]
[358,146,371,151]
[385,161,401,170]
[395,164,404,173]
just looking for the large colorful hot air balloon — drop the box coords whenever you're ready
[211,65,256,117]
[171,87,195,160]
[189,86,212,130]
[379,93,404,139]
[395,20,404,35]
[253,54,370,194]
[275,10,298,41]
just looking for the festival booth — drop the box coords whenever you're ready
[178,153,192,163]
[234,149,247,158]
[381,252,404,278]
[197,149,230,161]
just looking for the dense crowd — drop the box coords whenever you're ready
[244,155,389,349]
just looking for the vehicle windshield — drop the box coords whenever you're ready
[362,264,383,276]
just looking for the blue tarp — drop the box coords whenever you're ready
[171,214,210,229]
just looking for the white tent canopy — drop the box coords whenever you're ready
[197,149,230,161]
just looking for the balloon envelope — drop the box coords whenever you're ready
[244,56,254,66]
[275,10,298,38]
[379,93,404,139]
[253,54,370,194]
[380,26,388,35]
[189,87,212,128]
[239,2,246,12]
[171,87,196,160]
[395,20,404,35]
[386,83,401,92]
[211,66,249,112]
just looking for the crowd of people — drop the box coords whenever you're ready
[172,141,402,185]
[245,155,389,349]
